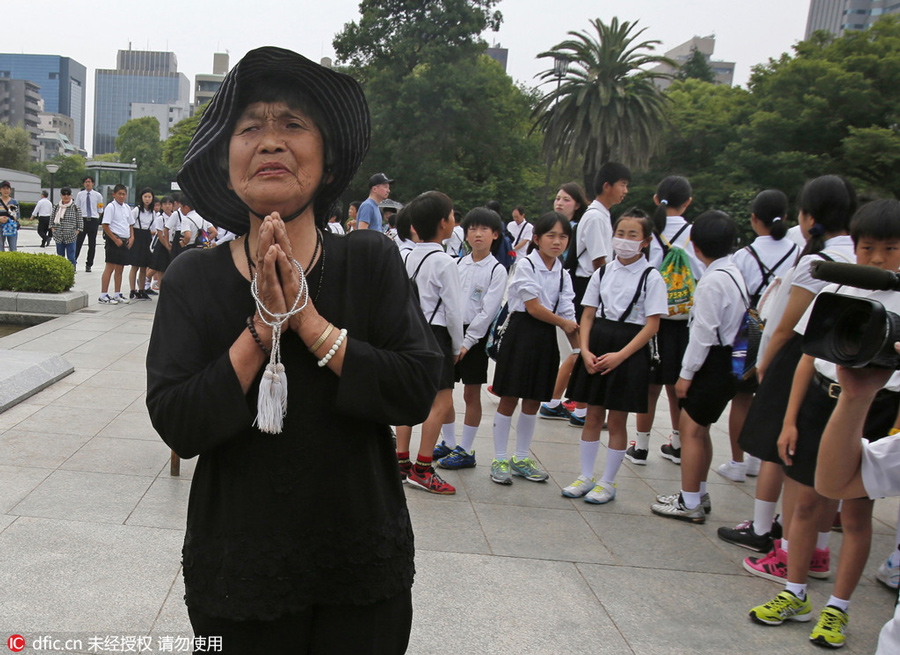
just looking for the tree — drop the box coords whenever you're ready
[334,0,542,211]
[0,123,31,170]
[532,18,674,193]
[333,0,502,77]
[677,47,715,83]
[116,116,175,193]
[29,154,86,188]
[164,103,207,171]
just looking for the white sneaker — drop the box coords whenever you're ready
[561,475,595,498]
[716,460,747,483]
[114,293,130,304]
[585,481,616,504]
[745,455,762,477]
[98,294,118,305]
[877,556,900,589]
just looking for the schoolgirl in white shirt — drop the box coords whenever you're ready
[129,187,156,300]
[720,189,799,482]
[490,211,577,486]
[629,175,703,467]
[435,208,507,471]
[564,209,667,504]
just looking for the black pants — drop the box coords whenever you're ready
[36,216,51,245]
[76,217,100,268]
[188,589,413,655]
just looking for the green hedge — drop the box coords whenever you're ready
[0,251,75,293]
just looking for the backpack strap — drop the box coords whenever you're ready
[619,267,654,323]
[409,249,445,324]
[715,270,750,346]
[656,223,690,260]
[747,244,798,299]
[515,222,528,244]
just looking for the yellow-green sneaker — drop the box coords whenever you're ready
[749,590,812,625]
[810,606,848,648]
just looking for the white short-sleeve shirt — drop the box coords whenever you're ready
[507,249,576,321]
[574,200,612,278]
[101,201,134,239]
[507,219,533,255]
[581,256,668,325]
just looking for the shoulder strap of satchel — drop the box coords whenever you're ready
[715,270,749,346]
[516,222,528,243]
[552,266,565,314]
[619,266,655,323]
[409,249,444,324]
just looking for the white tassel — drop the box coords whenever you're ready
[276,362,288,411]
[255,364,284,434]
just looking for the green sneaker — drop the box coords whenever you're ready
[810,606,848,648]
[490,459,512,485]
[749,590,812,626]
[509,456,549,482]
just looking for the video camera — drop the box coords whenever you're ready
[803,261,900,369]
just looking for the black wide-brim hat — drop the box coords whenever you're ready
[177,46,370,234]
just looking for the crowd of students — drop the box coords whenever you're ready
[386,165,900,651]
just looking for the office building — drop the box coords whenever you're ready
[486,46,508,72]
[0,78,42,160]
[806,0,900,38]
[650,36,735,91]
[194,53,229,110]
[93,48,190,155]
[0,54,87,149]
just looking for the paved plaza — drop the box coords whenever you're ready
[1,226,898,654]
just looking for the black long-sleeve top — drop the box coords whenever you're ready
[146,229,441,621]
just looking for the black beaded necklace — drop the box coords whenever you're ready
[243,228,325,303]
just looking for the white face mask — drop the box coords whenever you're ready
[613,236,644,260]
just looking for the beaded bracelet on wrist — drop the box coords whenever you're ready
[317,328,347,367]
[246,316,270,356]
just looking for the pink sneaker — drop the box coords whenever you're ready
[743,540,787,582]
[809,547,831,579]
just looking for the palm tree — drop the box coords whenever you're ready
[533,18,674,193]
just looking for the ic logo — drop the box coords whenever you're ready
[7,635,24,652]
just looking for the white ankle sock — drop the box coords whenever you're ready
[572,407,586,418]
[600,448,626,486]
[441,422,457,449]
[514,413,537,459]
[681,490,701,509]
[753,500,778,536]
[670,430,681,449]
[460,424,478,453]
[546,398,561,408]
[816,531,831,551]
[580,440,600,480]
[785,582,807,600]
[826,595,849,612]
[634,431,651,451]
[493,413,512,460]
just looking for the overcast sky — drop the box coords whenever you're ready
[3,0,811,156]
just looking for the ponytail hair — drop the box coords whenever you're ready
[653,176,692,234]
[751,189,789,240]
[797,175,857,259]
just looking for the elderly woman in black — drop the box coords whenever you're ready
[146,47,440,654]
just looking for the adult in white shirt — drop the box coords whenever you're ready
[32,190,53,247]
[75,175,105,272]
[506,206,532,256]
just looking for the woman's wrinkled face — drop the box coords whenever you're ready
[228,101,325,218]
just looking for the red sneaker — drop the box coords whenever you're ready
[407,465,456,495]
[743,540,787,582]
[562,399,577,413]
[809,547,831,579]
[487,385,499,397]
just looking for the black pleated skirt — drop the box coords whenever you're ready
[651,318,689,385]
[492,312,559,401]
[567,318,650,412]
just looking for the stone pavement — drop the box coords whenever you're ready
[1,226,898,654]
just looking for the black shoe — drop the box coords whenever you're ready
[85,266,91,272]
[771,515,783,540]
[130,290,137,300]
[660,443,682,464]
[624,445,648,465]
[144,288,158,296]
[717,520,774,553]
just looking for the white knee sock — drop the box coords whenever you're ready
[441,422,457,449]
[699,481,707,496]
[782,538,789,553]
[580,440,601,479]
[600,448,626,486]
[493,413,512,460]
[816,531,831,551]
[753,500,778,536]
[515,413,537,459]
[461,424,478,453]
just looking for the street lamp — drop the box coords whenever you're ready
[541,54,569,213]
[45,163,60,203]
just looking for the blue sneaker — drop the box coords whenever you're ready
[438,446,476,469]
[433,441,453,459]
[539,403,571,420]
[568,413,585,428]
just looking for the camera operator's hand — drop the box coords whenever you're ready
[834,364,894,400]
[777,424,799,467]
